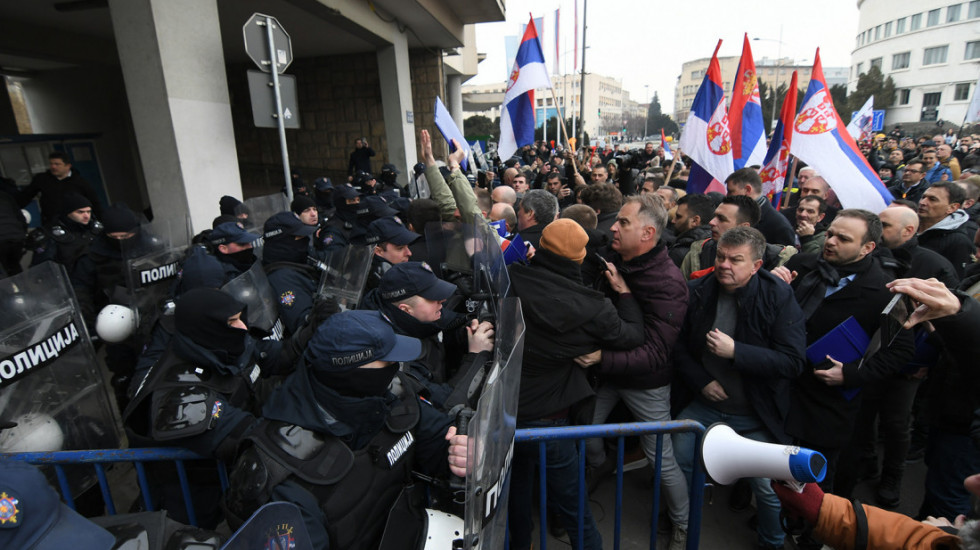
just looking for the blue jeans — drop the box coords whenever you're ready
[508,418,602,550]
[920,429,980,520]
[673,400,784,547]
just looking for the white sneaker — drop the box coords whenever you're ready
[668,527,687,550]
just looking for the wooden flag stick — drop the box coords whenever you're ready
[782,155,800,208]
[549,86,581,173]
[664,147,682,182]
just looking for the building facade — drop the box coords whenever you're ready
[674,56,847,126]
[463,71,640,139]
[851,0,980,127]
[0,0,501,232]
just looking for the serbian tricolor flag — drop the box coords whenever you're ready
[760,70,799,207]
[791,50,892,212]
[680,40,733,195]
[661,128,673,161]
[498,17,552,161]
[729,34,767,170]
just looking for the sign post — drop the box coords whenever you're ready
[244,13,296,202]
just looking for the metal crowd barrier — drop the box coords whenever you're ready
[0,447,228,527]
[1,420,706,548]
[513,420,707,550]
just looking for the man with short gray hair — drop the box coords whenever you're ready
[516,190,558,248]
[577,193,692,548]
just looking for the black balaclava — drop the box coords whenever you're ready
[218,248,257,271]
[312,363,400,398]
[261,235,309,264]
[175,288,248,360]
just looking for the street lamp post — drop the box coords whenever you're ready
[754,27,784,133]
[644,84,650,139]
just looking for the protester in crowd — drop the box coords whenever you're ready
[667,193,713,267]
[725,168,795,246]
[673,227,806,550]
[576,194,692,549]
[508,218,645,550]
[516,189,558,249]
[916,182,975,278]
[348,137,375,176]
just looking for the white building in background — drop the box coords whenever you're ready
[851,0,980,128]
[673,57,847,126]
[462,72,639,138]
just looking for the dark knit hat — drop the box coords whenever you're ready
[100,205,140,233]
[290,195,317,216]
[538,219,589,264]
[219,195,243,216]
[60,192,92,216]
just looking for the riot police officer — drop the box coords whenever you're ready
[28,192,101,273]
[224,310,468,549]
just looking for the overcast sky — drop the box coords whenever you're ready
[470,0,860,113]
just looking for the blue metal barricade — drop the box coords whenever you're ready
[0,448,228,527]
[514,420,707,550]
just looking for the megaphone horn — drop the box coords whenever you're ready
[700,423,827,486]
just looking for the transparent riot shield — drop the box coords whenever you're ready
[424,221,476,280]
[314,244,374,311]
[221,262,284,341]
[0,262,125,495]
[471,215,509,319]
[123,218,191,338]
[235,193,289,236]
[463,296,524,549]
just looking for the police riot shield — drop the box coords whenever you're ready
[423,221,475,280]
[221,261,284,341]
[471,216,509,319]
[463,296,524,549]
[123,218,191,338]
[314,244,374,311]
[235,193,289,236]
[0,262,125,494]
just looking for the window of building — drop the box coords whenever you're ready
[875,25,881,39]
[948,4,962,21]
[923,45,948,65]
[884,21,893,37]
[971,0,980,17]
[911,13,922,29]
[870,57,883,70]
[898,89,911,105]
[927,8,941,26]
[967,40,980,60]
[892,51,911,69]
[896,17,907,33]
[856,62,864,76]
[921,92,941,121]
[955,82,971,100]
[537,99,544,107]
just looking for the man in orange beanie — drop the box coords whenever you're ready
[507,218,646,550]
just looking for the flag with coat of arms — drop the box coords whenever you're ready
[497,16,553,162]
[679,40,733,195]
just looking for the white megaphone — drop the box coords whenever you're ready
[700,423,827,487]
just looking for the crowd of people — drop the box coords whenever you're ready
[2,126,980,550]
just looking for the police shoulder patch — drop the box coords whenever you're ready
[280,291,296,307]
[0,491,20,527]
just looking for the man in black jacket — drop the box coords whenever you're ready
[17,152,101,226]
[834,204,959,506]
[725,167,796,246]
[668,193,714,267]
[508,218,645,550]
[673,226,806,550]
[773,210,915,494]
[917,182,975,278]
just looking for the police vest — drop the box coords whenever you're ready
[122,344,261,447]
[225,374,422,550]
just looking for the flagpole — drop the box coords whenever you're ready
[782,155,799,208]
[665,148,681,182]
[549,86,581,173]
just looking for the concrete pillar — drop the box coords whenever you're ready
[108,0,242,233]
[447,74,464,130]
[377,33,416,187]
